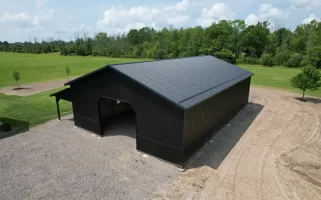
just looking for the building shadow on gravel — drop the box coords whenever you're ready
[185,102,264,170]
[0,117,30,139]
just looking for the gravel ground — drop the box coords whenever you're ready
[0,114,178,200]
[3,87,321,200]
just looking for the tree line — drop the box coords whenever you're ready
[1,19,321,68]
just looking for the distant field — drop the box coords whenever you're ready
[239,64,321,97]
[0,52,320,97]
[0,52,148,88]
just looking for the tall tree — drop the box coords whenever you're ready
[241,21,271,57]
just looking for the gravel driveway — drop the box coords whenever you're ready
[0,114,178,200]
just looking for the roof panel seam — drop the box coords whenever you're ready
[109,66,186,110]
[178,72,252,105]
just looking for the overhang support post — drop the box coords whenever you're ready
[56,97,61,120]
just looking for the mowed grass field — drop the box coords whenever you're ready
[238,64,321,96]
[0,52,320,127]
[0,88,72,126]
[0,52,148,88]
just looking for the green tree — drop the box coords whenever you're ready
[273,51,291,66]
[12,70,21,88]
[260,53,274,66]
[212,49,236,64]
[285,53,303,68]
[65,66,71,81]
[241,21,271,57]
[291,66,321,99]
[1,19,321,65]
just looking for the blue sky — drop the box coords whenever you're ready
[0,0,320,42]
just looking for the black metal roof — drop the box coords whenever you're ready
[65,56,253,109]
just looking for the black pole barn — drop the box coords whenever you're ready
[50,55,253,167]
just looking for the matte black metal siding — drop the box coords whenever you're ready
[70,69,184,149]
[182,77,251,161]
[120,77,183,148]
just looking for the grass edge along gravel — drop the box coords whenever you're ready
[0,87,72,127]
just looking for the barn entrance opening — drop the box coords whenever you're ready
[98,97,136,138]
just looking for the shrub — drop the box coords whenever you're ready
[300,55,311,67]
[260,53,274,66]
[65,65,71,81]
[308,46,321,68]
[247,57,260,65]
[2,123,11,132]
[236,52,259,65]
[291,66,321,99]
[236,56,260,65]
[12,70,21,88]
[285,53,303,68]
[154,49,166,59]
[212,49,236,64]
[273,51,291,66]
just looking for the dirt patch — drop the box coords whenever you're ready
[0,78,73,96]
[154,87,321,200]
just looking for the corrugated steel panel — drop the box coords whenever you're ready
[110,56,252,109]
[182,78,251,162]
[180,73,251,108]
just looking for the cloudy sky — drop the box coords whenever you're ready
[0,0,320,42]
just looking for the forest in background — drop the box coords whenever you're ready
[0,20,321,68]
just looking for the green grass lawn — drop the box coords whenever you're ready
[1,52,320,128]
[0,52,148,88]
[0,88,72,126]
[239,64,321,97]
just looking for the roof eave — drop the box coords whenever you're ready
[64,65,111,85]
[180,72,253,109]
[49,88,70,97]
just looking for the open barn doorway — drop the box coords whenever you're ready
[98,97,136,138]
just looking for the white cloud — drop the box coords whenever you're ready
[97,5,189,34]
[35,0,50,8]
[291,0,321,9]
[197,2,235,27]
[0,10,55,29]
[245,14,259,25]
[0,12,34,28]
[165,0,189,11]
[302,13,320,23]
[245,4,289,25]
[68,15,76,20]
[259,4,287,20]
[34,9,54,26]
[97,6,159,27]
[167,15,189,24]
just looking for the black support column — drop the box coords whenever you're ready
[56,97,61,120]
